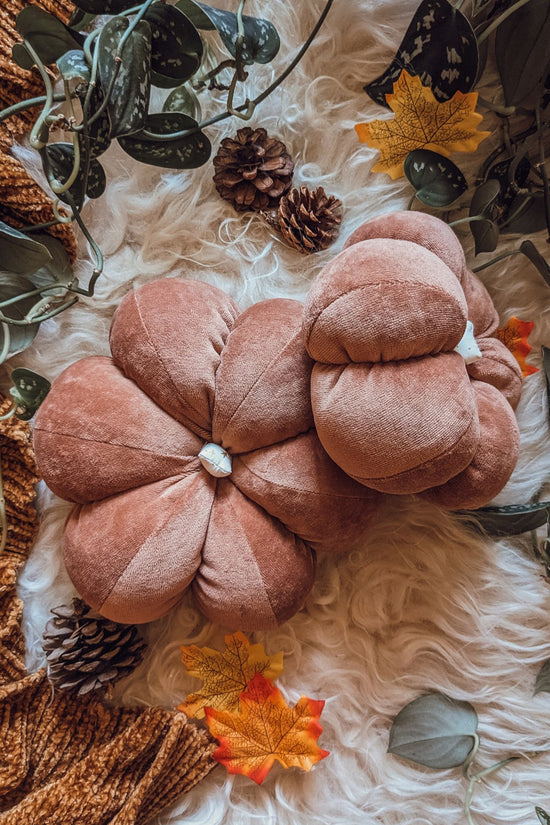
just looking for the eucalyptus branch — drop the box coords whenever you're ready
[142,0,335,141]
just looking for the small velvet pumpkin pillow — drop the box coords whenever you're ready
[302,211,523,510]
[33,279,380,629]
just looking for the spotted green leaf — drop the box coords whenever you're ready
[9,368,51,420]
[57,49,91,82]
[44,143,106,208]
[176,0,280,64]
[163,84,202,121]
[496,0,550,106]
[118,112,211,169]
[97,17,152,138]
[71,0,138,12]
[145,3,203,87]
[404,149,467,207]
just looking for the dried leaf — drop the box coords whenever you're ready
[179,631,283,718]
[355,70,490,179]
[388,692,478,769]
[496,316,538,377]
[205,673,329,784]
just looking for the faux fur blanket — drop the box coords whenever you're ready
[10,0,550,823]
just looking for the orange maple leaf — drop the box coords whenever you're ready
[355,70,490,179]
[178,631,284,719]
[496,316,538,377]
[205,673,329,784]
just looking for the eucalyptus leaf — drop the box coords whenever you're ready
[501,194,547,235]
[44,143,106,207]
[536,807,550,824]
[15,6,84,66]
[177,0,280,64]
[57,49,91,82]
[365,0,479,107]
[534,660,550,695]
[144,3,203,86]
[118,112,211,169]
[163,84,202,120]
[469,178,500,254]
[495,0,550,106]
[460,501,550,537]
[9,368,51,420]
[0,274,41,357]
[520,241,550,287]
[71,0,138,12]
[404,149,467,207]
[97,17,152,138]
[0,222,52,276]
[388,692,478,769]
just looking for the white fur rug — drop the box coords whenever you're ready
[9,0,550,822]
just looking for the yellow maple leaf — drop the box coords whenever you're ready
[178,631,284,719]
[205,673,329,784]
[355,70,490,179]
[496,316,538,377]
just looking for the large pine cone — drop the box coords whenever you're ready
[268,185,343,254]
[43,598,147,695]
[213,127,294,212]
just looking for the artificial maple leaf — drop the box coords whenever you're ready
[178,631,284,719]
[496,316,538,377]
[355,70,490,179]
[205,672,329,784]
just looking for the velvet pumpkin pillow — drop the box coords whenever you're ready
[302,211,523,510]
[33,278,380,629]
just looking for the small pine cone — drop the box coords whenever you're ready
[267,186,343,254]
[213,126,294,212]
[42,598,147,696]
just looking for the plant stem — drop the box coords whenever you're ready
[535,101,550,243]
[464,757,520,825]
[65,196,103,297]
[477,96,516,116]
[448,215,487,227]
[0,324,10,366]
[142,0,335,141]
[477,0,533,45]
[472,247,521,272]
[0,94,67,125]
[22,41,55,151]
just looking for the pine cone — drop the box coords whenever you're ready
[267,186,343,254]
[42,598,147,695]
[213,127,294,212]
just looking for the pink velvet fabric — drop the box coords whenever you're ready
[302,211,522,509]
[33,278,380,629]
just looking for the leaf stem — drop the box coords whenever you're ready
[0,94,67,125]
[448,215,486,227]
[476,0,533,45]
[0,324,10,366]
[463,756,520,825]
[472,248,520,272]
[23,41,55,151]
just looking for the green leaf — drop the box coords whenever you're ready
[9,368,51,420]
[144,3,203,86]
[44,143,106,207]
[176,0,280,64]
[501,194,548,235]
[97,17,152,138]
[71,0,139,12]
[461,501,550,537]
[496,0,550,106]
[0,222,52,276]
[520,240,550,287]
[175,0,215,29]
[388,693,478,769]
[163,84,202,121]
[534,660,550,695]
[404,150,467,207]
[57,49,91,82]
[68,8,97,29]
[536,807,550,824]
[28,234,74,292]
[469,178,500,254]
[0,274,41,357]
[76,83,112,160]
[15,6,84,66]
[12,43,35,71]
[365,0,478,107]
[118,112,211,169]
